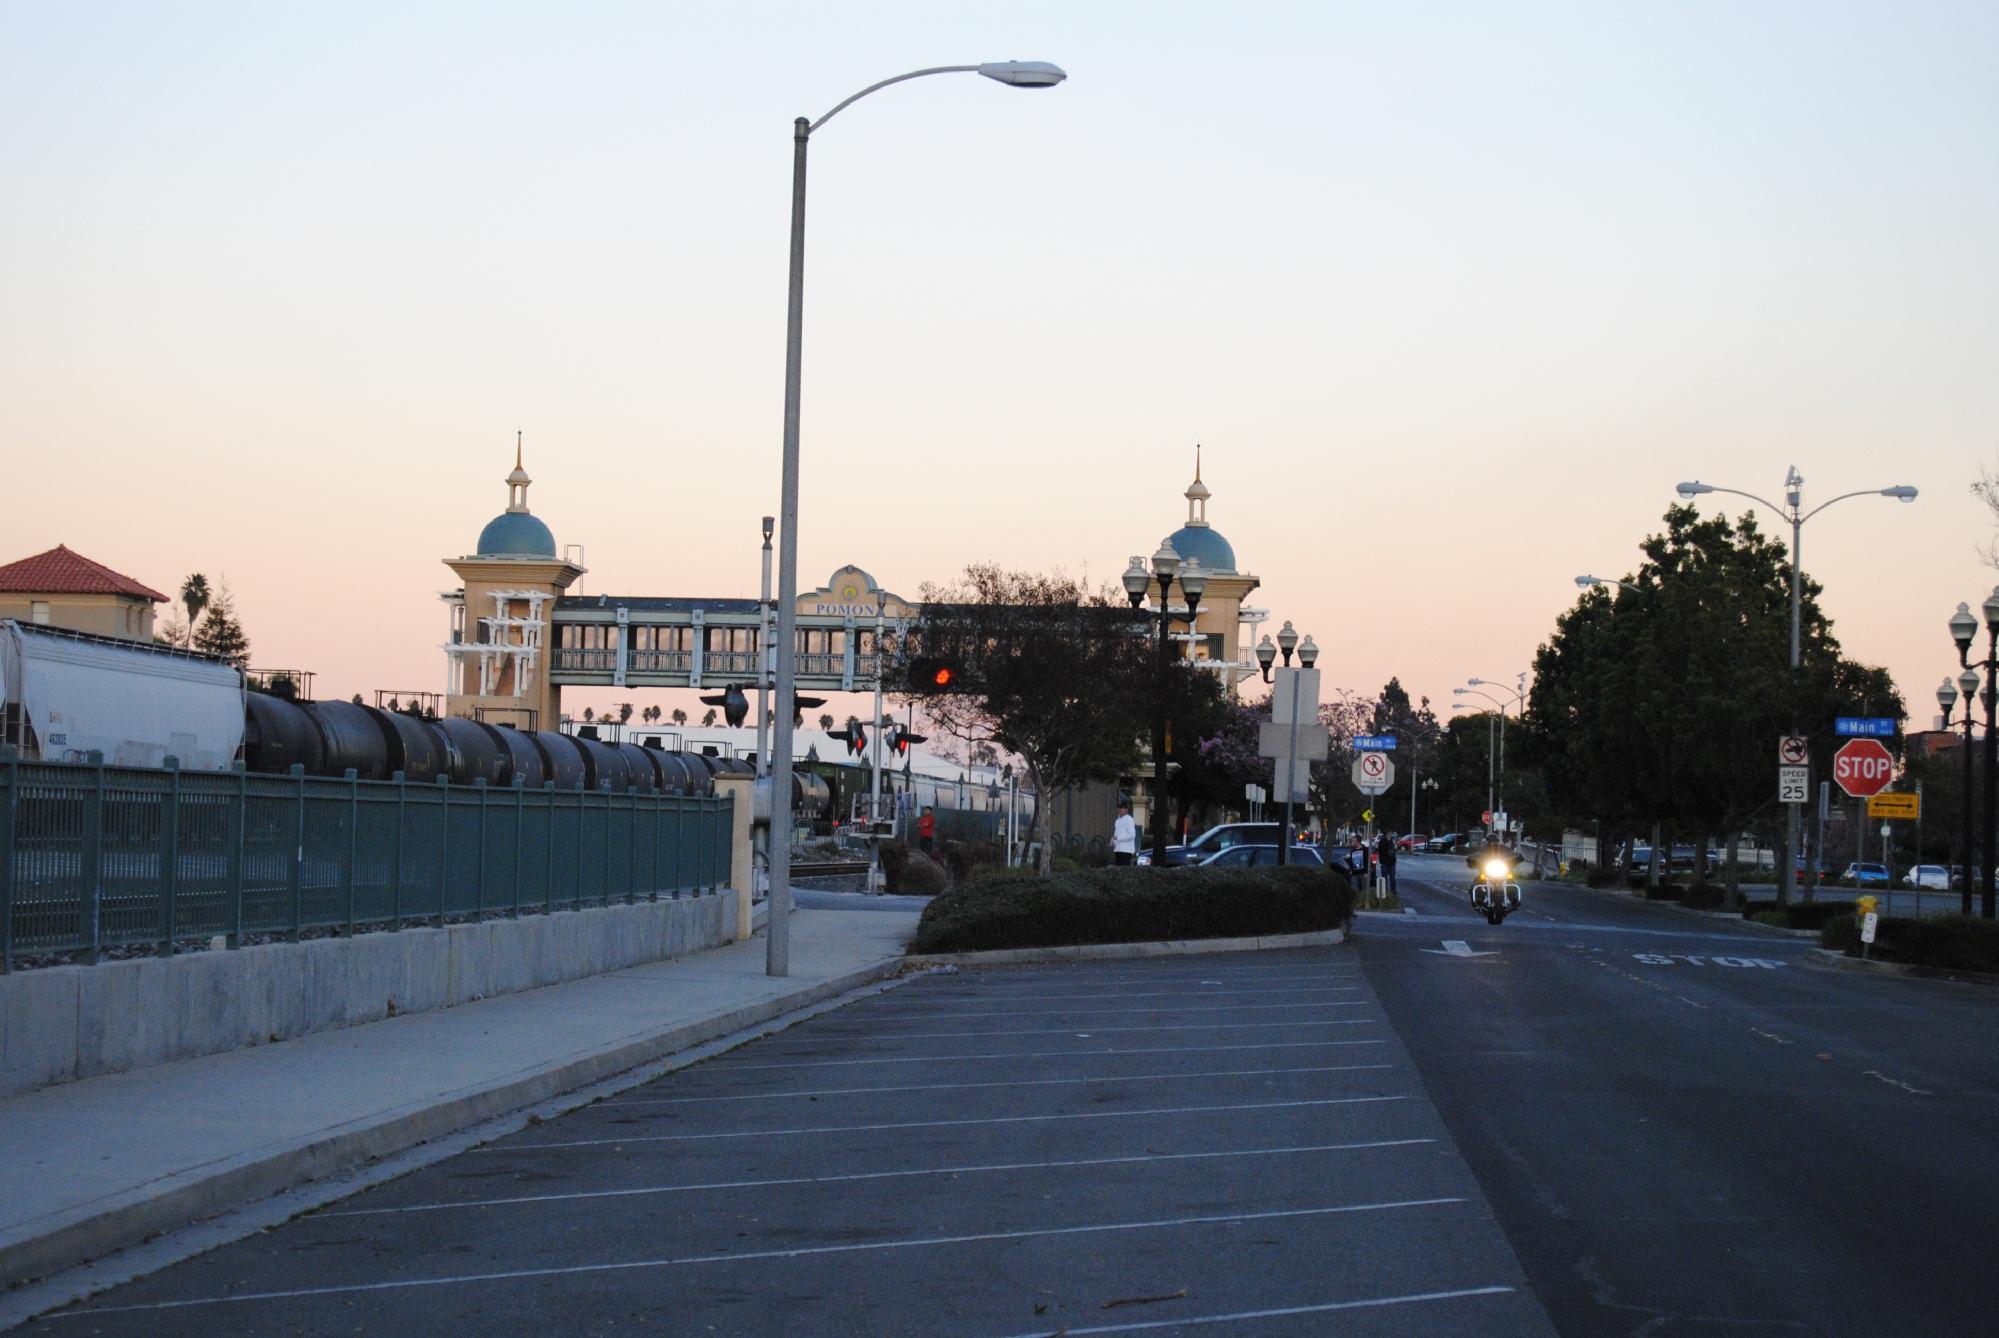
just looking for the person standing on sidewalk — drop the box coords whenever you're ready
[1376,830,1399,896]
[1112,802,1138,866]
[917,807,936,854]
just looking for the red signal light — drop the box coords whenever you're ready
[930,666,955,688]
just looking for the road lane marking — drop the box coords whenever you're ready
[56,1199,1471,1316]
[602,1063,1394,1107]
[1750,1029,1791,1046]
[989,1286,1517,1336]
[1633,954,1787,968]
[324,1137,1438,1218]
[487,1095,1412,1152]
[1863,1070,1933,1095]
[728,1038,1386,1070]
[1421,940,1496,958]
[899,983,1361,1003]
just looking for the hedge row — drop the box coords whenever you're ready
[1820,913,1999,974]
[1741,899,1858,930]
[907,864,1356,955]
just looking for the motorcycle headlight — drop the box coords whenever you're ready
[1482,859,1510,881]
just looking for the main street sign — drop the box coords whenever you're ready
[1779,766,1809,804]
[1778,735,1809,766]
[1833,738,1894,798]
[1352,735,1397,752]
[1866,791,1920,820]
[1834,717,1896,738]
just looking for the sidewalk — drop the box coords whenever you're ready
[0,908,920,1291]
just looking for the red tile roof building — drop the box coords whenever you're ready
[0,545,167,641]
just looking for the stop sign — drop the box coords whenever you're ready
[1833,738,1894,798]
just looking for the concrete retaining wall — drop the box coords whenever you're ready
[0,891,737,1098]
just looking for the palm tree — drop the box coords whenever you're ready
[179,574,211,634]
[618,702,634,724]
[702,709,718,727]
[818,713,835,731]
[671,708,687,726]
[583,707,595,723]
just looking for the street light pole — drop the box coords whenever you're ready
[1951,605,1980,916]
[1677,469,1917,907]
[765,60,1066,977]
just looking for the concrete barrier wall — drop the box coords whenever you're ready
[0,891,737,1098]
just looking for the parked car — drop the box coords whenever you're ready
[1137,822,1284,868]
[1425,833,1461,853]
[1396,833,1427,852]
[1199,844,1326,869]
[1907,865,1950,890]
[1841,862,1891,887]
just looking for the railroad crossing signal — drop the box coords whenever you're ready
[1833,738,1894,798]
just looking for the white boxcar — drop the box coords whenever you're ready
[0,619,244,770]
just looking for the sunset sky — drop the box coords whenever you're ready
[5,2,1996,732]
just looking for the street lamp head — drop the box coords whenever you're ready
[1467,677,1487,686]
[1961,667,1981,701]
[1255,634,1276,680]
[1122,556,1150,608]
[1297,634,1319,669]
[1452,687,1468,695]
[1938,675,1959,716]
[1177,556,1207,603]
[977,60,1067,87]
[1675,481,1712,499]
[1951,602,1978,654]
[1983,587,1999,636]
[1151,540,1180,585]
[1882,485,1917,502]
[761,515,775,543]
[1575,575,1601,588]
[1276,619,1299,661]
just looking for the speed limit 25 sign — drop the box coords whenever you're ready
[1779,765,1809,804]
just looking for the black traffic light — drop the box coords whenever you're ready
[890,726,929,757]
[827,723,867,756]
[904,656,962,692]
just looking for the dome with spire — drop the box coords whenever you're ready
[475,433,558,558]
[1161,444,1236,574]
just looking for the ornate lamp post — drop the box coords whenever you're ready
[1125,548,1206,862]
[1950,595,1999,919]
[1938,668,1977,915]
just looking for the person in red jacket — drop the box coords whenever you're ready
[917,807,936,854]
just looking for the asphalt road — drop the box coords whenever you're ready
[23,856,1998,1336]
[1369,852,1999,1335]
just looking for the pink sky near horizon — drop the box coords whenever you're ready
[4,2,1996,734]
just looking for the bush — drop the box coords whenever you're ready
[938,839,1006,885]
[1821,913,1999,973]
[1585,866,1623,889]
[1741,898,1856,930]
[908,864,1357,955]
[879,840,948,894]
[1643,881,1684,901]
[1679,882,1727,910]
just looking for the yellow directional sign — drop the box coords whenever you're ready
[1866,792,1920,820]
[1361,809,1374,824]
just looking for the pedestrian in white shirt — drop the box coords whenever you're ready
[1112,802,1138,866]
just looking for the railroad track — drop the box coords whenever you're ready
[790,860,871,877]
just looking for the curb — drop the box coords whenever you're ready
[0,957,907,1290]
[1806,947,1999,986]
[904,926,1346,967]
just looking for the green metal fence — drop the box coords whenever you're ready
[0,755,734,970]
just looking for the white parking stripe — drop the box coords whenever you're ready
[325,1137,1438,1218]
[781,1016,1366,1043]
[990,1285,1517,1335]
[916,981,1359,1001]
[58,1200,1469,1316]
[489,1095,1411,1152]
[601,1063,1394,1107]
[730,1038,1386,1071]
[858,997,1360,1021]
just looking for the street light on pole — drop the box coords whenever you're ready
[1576,574,1644,595]
[1125,547,1205,863]
[765,59,1067,977]
[1675,468,1916,908]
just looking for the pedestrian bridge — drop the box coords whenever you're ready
[547,565,917,692]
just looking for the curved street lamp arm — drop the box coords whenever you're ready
[1459,689,1507,711]
[811,66,981,131]
[1687,484,1790,520]
[1799,488,1907,526]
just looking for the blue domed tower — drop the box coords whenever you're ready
[1141,446,1263,687]
[442,434,585,728]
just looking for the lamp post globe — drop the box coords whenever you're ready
[1961,667,1981,701]
[1276,619,1299,665]
[1298,635,1319,669]
[1122,556,1149,608]
[1151,541,1180,584]
[1255,635,1276,682]
[1939,677,1959,719]
[1952,603,1979,660]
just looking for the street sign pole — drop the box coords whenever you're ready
[1281,669,1301,866]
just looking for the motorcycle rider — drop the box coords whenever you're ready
[1465,832,1518,912]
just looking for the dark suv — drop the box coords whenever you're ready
[1138,822,1285,867]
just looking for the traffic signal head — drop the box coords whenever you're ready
[905,656,962,692]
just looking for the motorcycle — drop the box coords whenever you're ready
[1466,848,1521,925]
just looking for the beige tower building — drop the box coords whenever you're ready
[440,438,584,728]
[1138,450,1266,689]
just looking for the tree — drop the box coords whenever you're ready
[671,708,687,726]
[1160,668,1262,833]
[1974,460,1999,569]
[703,709,718,727]
[1523,505,1905,903]
[191,580,250,667]
[1365,677,1444,834]
[617,702,634,724]
[899,565,1157,871]
[818,713,835,732]
[178,574,211,635]
[156,611,191,648]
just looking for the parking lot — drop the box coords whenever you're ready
[33,948,1552,1336]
